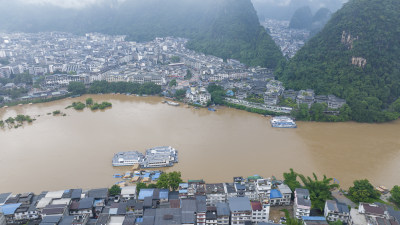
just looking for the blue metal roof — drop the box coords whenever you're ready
[159,189,169,200]
[270,189,283,199]
[136,218,143,223]
[302,216,327,221]
[179,190,188,194]
[179,183,188,188]
[138,189,154,200]
[143,173,151,178]
[0,203,21,215]
[152,173,161,181]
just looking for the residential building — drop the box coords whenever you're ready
[269,189,283,206]
[206,207,218,225]
[293,188,311,219]
[228,197,252,225]
[121,186,137,200]
[255,179,272,202]
[349,208,368,225]
[0,213,5,225]
[250,201,269,223]
[197,196,207,225]
[302,216,329,225]
[206,184,226,206]
[69,197,94,217]
[216,202,230,225]
[297,89,315,108]
[324,200,350,223]
[277,184,292,206]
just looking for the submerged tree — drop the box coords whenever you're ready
[283,168,301,193]
[348,179,380,203]
[298,173,339,211]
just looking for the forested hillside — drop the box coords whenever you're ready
[277,0,400,122]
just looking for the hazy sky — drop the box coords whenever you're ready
[15,0,348,9]
[16,0,126,8]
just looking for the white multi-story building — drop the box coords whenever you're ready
[206,184,226,206]
[293,188,311,219]
[186,87,211,106]
[255,179,272,202]
[275,184,292,206]
[324,200,350,223]
[121,186,137,200]
[216,203,230,225]
[228,197,252,225]
[250,201,269,223]
[0,213,5,225]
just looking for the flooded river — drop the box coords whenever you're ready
[0,94,399,193]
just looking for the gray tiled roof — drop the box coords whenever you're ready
[78,197,94,210]
[228,197,251,212]
[154,208,181,225]
[216,202,230,216]
[88,188,108,199]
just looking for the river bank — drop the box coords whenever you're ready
[0,94,399,193]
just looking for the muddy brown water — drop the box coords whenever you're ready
[0,94,399,193]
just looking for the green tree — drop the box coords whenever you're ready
[390,98,400,113]
[71,102,86,110]
[5,117,15,126]
[348,179,381,203]
[67,82,86,95]
[185,70,193,80]
[174,89,186,100]
[293,103,310,121]
[148,184,157,188]
[283,168,301,193]
[390,185,400,207]
[328,221,343,225]
[298,173,339,211]
[156,173,170,189]
[168,171,183,191]
[169,79,177,87]
[170,56,180,63]
[86,98,93,106]
[136,182,148,194]
[0,120,4,128]
[0,96,4,103]
[281,209,303,225]
[109,184,121,196]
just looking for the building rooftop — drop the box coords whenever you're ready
[78,197,94,209]
[277,184,292,195]
[0,193,11,205]
[250,201,262,211]
[154,208,182,225]
[216,202,230,216]
[88,188,108,199]
[206,183,225,194]
[0,203,22,215]
[228,197,251,212]
[270,189,283,199]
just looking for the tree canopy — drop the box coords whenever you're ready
[348,179,381,203]
[109,185,121,196]
[278,0,400,122]
[67,82,86,95]
[156,172,183,191]
[390,185,400,207]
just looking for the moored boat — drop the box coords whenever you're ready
[270,116,297,128]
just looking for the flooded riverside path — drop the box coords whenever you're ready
[0,94,400,193]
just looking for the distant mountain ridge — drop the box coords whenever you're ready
[278,0,400,122]
[0,0,283,69]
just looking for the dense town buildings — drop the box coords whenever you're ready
[0,32,345,113]
[1,174,400,225]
